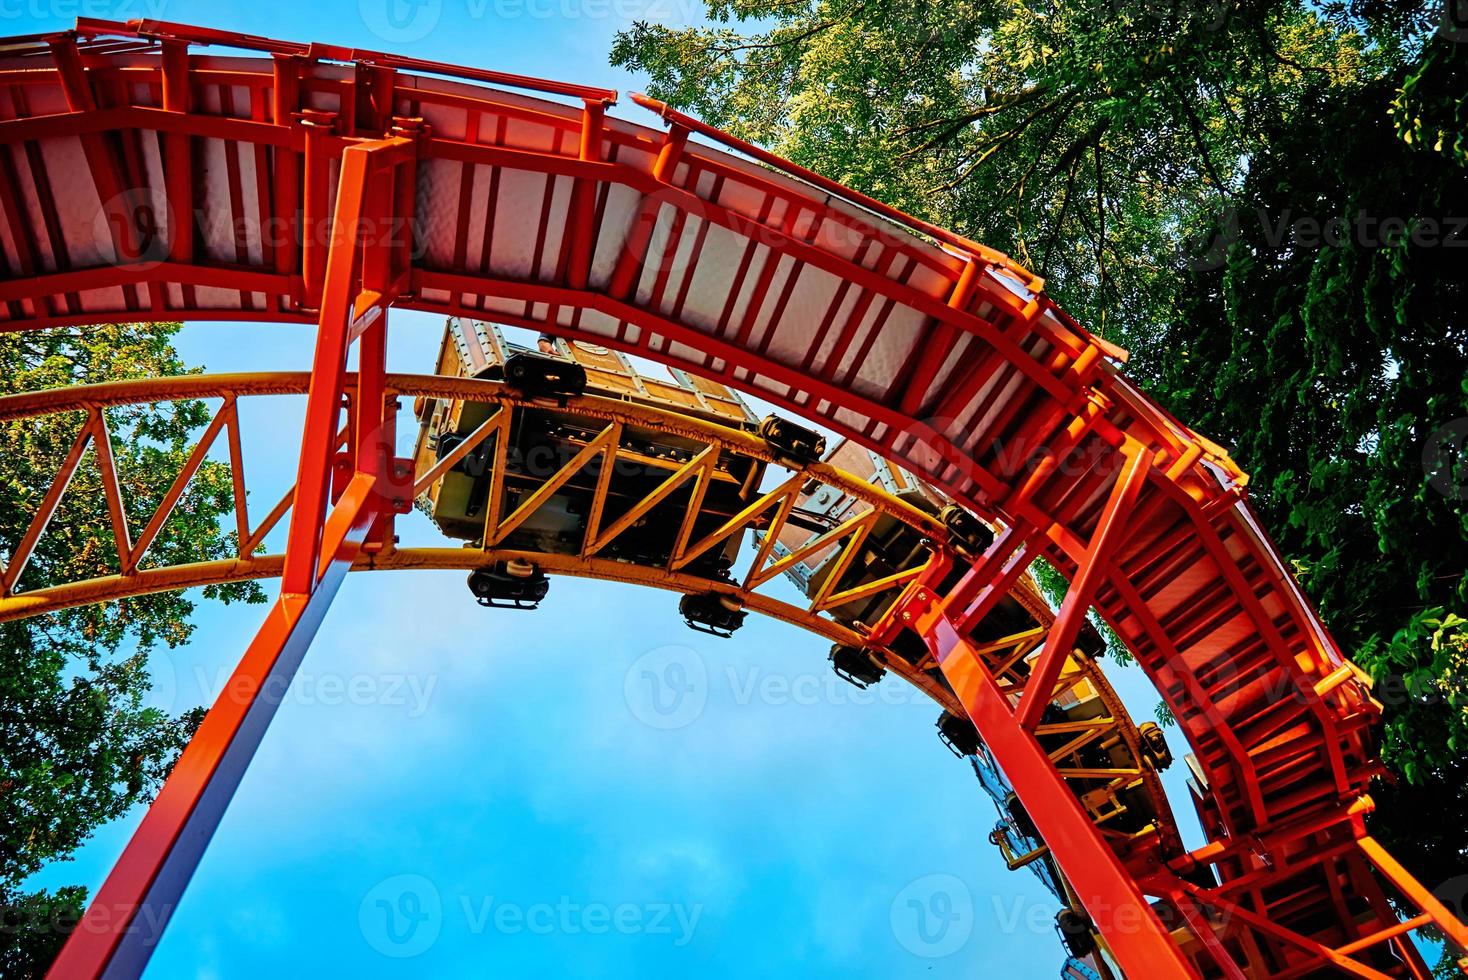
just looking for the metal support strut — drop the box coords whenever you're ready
[46,137,416,980]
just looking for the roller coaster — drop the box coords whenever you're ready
[0,18,1463,978]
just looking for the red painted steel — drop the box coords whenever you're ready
[916,595,1196,976]
[0,17,1459,979]
[46,473,379,979]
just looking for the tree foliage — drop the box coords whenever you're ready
[0,323,263,976]
[613,0,1468,916]
[1150,51,1468,890]
[614,0,1382,340]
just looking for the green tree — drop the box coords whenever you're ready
[612,0,1468,923]
[0,323,263,977]
[612,0,1378,341]
[1149,38,1468,893]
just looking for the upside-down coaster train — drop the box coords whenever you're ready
[0,18,1464,979]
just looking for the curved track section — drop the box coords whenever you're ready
[1,370,1189,979]
[0,18,1464,978]
[0,371,928,654]
[0,372,1182,876]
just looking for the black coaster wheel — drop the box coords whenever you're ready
[504,351,587,398]
[757,414,826,467]
[936,710,981,757]
[1137,721,1174,771]
[829,644,886,688]
[938,503,994,558]
[1055,908,1097,959]
[1005,790,1040,840]
[467,561,550,609]
[679,592,747,638]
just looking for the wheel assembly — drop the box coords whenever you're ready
[939,502,993,558]
[936,710,981,757]
[679,592,748,638]
[757,414,827,467]
[829,644,886,688]
[503,351,587,398]
[467,561,550,609]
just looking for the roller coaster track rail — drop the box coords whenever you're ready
[0,17,1462,979]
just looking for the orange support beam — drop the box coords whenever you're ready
[914,601,1199,979]
[1015,447,1150,730]
[280,136,410,595]
[46,472,379,978]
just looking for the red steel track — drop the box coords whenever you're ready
[0,18,1463,979]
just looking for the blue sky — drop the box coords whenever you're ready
[12,2,1204,976]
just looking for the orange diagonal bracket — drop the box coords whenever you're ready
[1015,446,1150,731]
[911,596,1200,979]
[0,412,96,596]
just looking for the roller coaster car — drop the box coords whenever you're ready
[748,433,1181,872]
[680,592,747,638]
[937,710,982,757]
[829,644,886,688]
[467,560,549,609]
[1055,908,1098,960]
[1136,721,1173,771]
[502,351,587,398]
[757,414,827,467]
[416,319,765,589]
[938,502,994,557]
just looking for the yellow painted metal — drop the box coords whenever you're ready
[0,370,1179,857]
